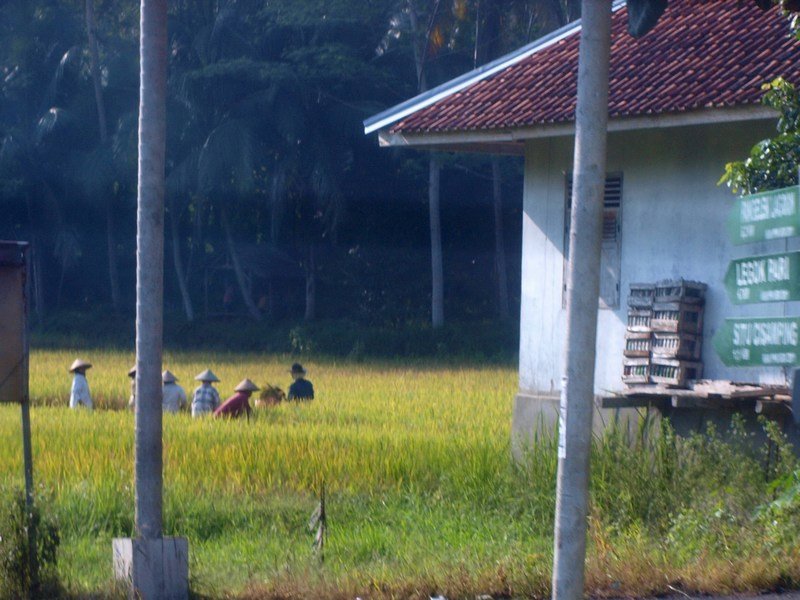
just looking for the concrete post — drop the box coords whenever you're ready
[135,0,166,543]
[116,1,189,598]
[551,2,612,600]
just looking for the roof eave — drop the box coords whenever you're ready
[378,104,779,152]
[363,2,628,136]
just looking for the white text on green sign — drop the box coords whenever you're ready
[713,316,800,367]
[728,185,800,244]
[724,251,800,303]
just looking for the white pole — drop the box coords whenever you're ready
[552,2,612,599]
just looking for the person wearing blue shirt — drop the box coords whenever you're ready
[288,363,314,400]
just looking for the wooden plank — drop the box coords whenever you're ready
[729,388,789,398]
[622,385,696,398]
[599,396,668,409]
[671,395,754,410]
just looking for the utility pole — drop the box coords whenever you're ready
[113,1,188,596]
[551,1,612,599]
[135,0,167,543]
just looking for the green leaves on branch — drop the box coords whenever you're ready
[721,77,800,194]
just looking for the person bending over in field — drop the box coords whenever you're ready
[69,358,93,410]
[287,363,314,400]
[214,379,258,419]
[127,365,136,409]
[162,370,187,413]
[255,384,286,408]
[191,369,221,417]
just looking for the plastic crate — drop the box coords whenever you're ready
[628,283,655,308]
[627,308,652,332]
[622,358,650,385]
[650,358,703,387]
[654,279,707,304]
[652,332,702,360]
[651,302,703,334]
[624,332,652,358]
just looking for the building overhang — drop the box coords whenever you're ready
[376,104,778,155]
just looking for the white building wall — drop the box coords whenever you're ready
[518,119,790,397]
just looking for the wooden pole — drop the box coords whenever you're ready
[20,244,38,596]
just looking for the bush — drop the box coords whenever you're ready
[33,310,520,361]
[0,488,61,599]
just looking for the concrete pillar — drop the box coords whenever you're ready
[113,537,189,599]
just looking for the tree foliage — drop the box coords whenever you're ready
[721,77,800,194]
[720,11,799,195]
[0,0,537,324]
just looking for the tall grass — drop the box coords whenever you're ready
[3,350,800,598]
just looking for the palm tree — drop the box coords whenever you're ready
[0,1,87,317]
[178,0,391,321]
[134,0,167,540]
[84,0,122,312]
[402,0,457,328]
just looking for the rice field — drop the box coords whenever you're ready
[4,348,800,599]
[5,349,546,597]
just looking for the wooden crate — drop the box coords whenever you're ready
[651,302,703,334]
[650,358,703,387]
[628,283,655,308]
[654,279,707,304]
[624,332,652,358]
[627,308,652,332]
[622,358,650,385]
[652,332,702,360]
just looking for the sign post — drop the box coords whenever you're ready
[723,177,800,418]
[717,185,800,372]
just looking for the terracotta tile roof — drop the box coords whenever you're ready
[389,0,800,135]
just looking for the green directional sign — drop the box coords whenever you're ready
[724,251,800,304]
[728,185,800,245]
[714,316,800,367]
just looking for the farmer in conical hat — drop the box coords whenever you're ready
[162,370,187,414]
[191,369,221,417]
[287,363,314,400]
[214,378,259,419]
[127,366,136,409]
[69,358,93,410]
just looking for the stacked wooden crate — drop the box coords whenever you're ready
[623,280,706,387]
[623,283,654,384]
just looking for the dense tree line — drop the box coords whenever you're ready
[0,0,576,326]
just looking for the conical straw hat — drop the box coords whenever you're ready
[128,366,136,377]
[162,369,178,383]
[69,358,92,372]
[194,369,220,382]
[234,378,260,392]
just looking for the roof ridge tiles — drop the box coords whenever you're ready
[370,0,800,138]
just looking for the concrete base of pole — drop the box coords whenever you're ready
[113,537,189,599]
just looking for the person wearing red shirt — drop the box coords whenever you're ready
[214,379,259,419]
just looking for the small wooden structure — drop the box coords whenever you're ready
[0,241,28,404]
[601,379,791,417]
[0,241,37,582]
